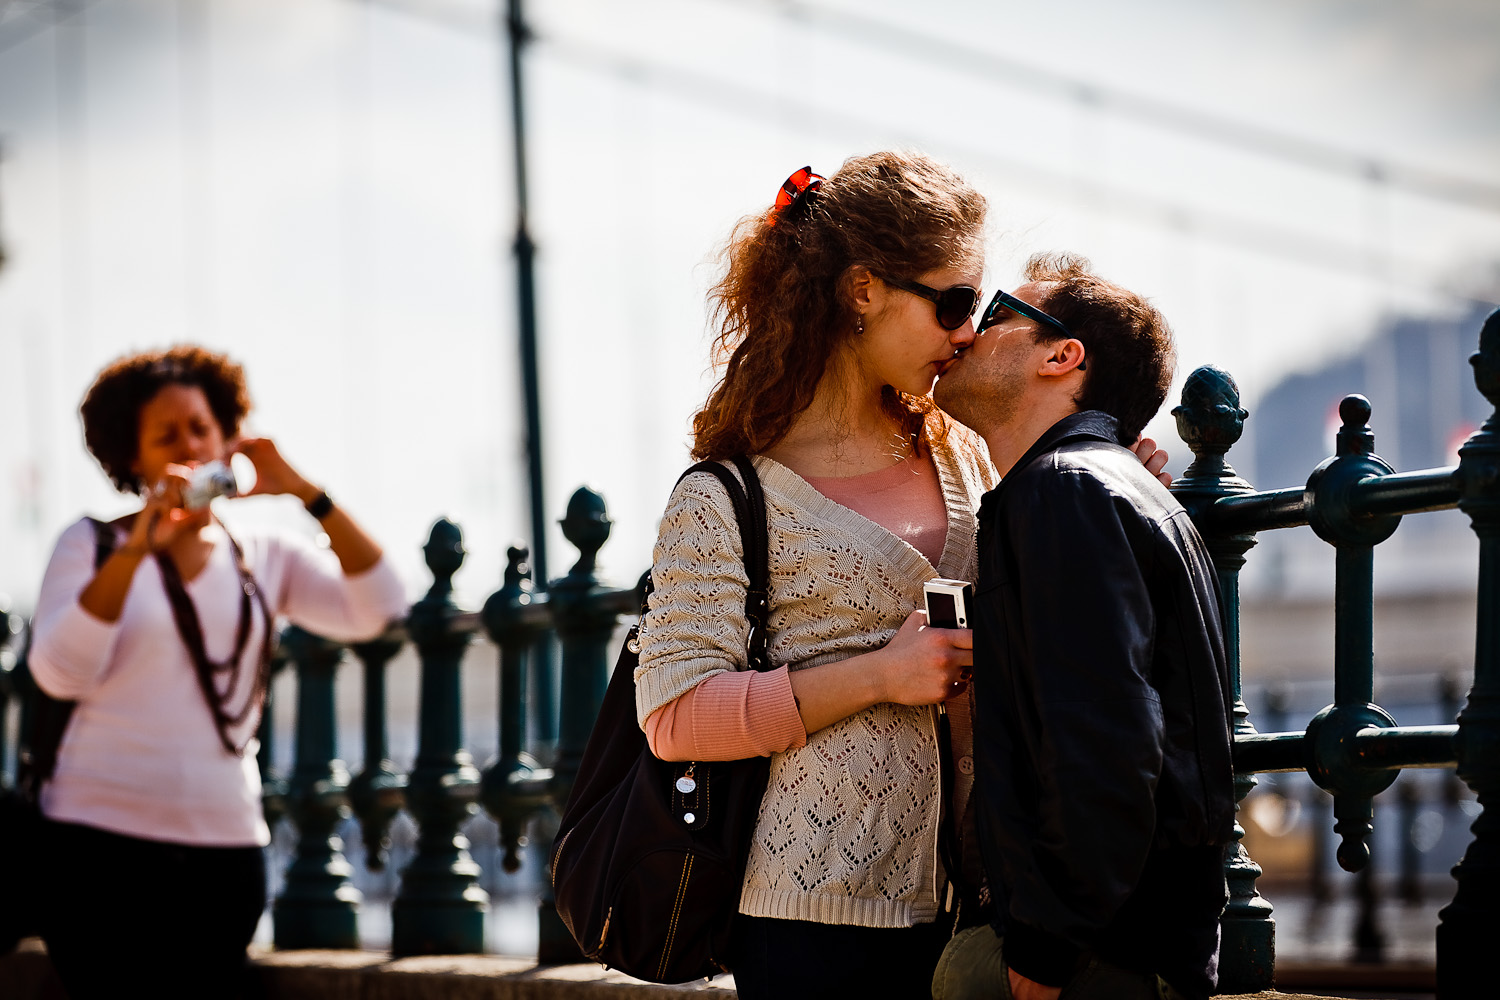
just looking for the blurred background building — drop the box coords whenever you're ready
[1,0,1497,605]
[1,0,1498,968]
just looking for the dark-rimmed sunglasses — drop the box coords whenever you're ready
[882,276,980,331]
[977,289,1085,369]
[977,288,1072,340]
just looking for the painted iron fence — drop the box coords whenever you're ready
[2,307,1498,996]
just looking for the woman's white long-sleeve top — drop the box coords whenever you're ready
[28,516,408,847]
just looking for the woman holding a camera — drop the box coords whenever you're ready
[26,345,406,998]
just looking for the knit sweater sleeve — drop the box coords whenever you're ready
[634,470,752,727]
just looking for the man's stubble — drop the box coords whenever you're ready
[934,349,1030,440]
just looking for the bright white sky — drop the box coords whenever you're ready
[0,0,1497,607]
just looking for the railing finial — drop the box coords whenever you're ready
[504,543,534,592]
[560,486,612,578]
[1336,394,1375,457]
[422,518,466,601]
[1173,364,1249,479]
[1469,306,1500,407]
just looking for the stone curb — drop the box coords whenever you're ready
[252,950,735,999]
[251,952,1409,1000]
[0,941,1425,1000]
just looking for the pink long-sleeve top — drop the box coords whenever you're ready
[28,516,409,847]
[644,450,948,760]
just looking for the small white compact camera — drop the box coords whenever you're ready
[923,578,974,629]
[183,460,239,510]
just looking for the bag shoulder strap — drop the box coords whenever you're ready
[84,516,119,567]
[19,518,117,798]
[655,456,772,672]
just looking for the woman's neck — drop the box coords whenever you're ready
[762,357,915,479]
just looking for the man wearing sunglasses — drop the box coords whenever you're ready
[930,253,1234,1000]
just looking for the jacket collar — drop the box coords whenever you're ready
[984,410,1123,506]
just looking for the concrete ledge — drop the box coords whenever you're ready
[252,950,735,999]
[0,940,1429,1000]
[251,952,1417,1000]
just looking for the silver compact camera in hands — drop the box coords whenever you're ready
[923,577,974,629]
[183,460,239,509]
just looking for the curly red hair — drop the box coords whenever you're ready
[692,151,987,462]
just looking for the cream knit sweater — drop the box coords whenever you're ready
[635,426,995,928]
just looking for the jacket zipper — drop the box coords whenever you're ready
[550,827,574,891]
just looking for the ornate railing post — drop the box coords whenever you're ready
[480,544,553,872]
[348,633,408,871]
[273,627,361,949]
[1398,779,1422,904]
[392,519,488,956]
[547,488,618,811]
[539,487,619,963]
[1171,365,1275,992]
[1437,307,1500,996]
[1308,786,1333,904]
[0,602,20,787]
[257,645,291,832]
[1303,394,1401,871]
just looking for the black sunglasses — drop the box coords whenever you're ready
[976,288,1085,369]
[977,288,1072,339]
[882,276,980,331]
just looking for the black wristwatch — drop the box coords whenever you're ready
[304,490,334,521]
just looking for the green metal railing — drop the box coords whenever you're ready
[250,489,638,961]
[1170,306,1499,996]
[1,310,1496,995]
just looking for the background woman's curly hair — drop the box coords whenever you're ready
[692,150,987,462]
[81,345,252,495]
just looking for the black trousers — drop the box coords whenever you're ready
[37,818,266,1000]
[730,912,954,1000]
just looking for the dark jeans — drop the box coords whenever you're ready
[37,817,266,1000]
[730,912,954,1000]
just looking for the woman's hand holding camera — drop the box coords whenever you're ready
[230,437,319,505]
[786,608,974,734]
[125,463,211,556]
[875,609,973,705]
[232,435,383,574]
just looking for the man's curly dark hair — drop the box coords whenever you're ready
[80,345,252,495]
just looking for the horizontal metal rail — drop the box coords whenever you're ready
[1234,724,1458,774]
[362,586,640,643]
[1348,467,1460,517]
[1208,487,1309,533]
[1204,465,1459,536]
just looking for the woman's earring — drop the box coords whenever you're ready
[855,316,865,335]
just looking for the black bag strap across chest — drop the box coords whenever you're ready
[646,456,772,671]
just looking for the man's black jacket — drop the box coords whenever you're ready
[971,411,1235,1000]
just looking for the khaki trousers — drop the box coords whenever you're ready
[931,925,1186,1000]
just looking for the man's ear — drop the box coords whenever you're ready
[1039,338,1087,376]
